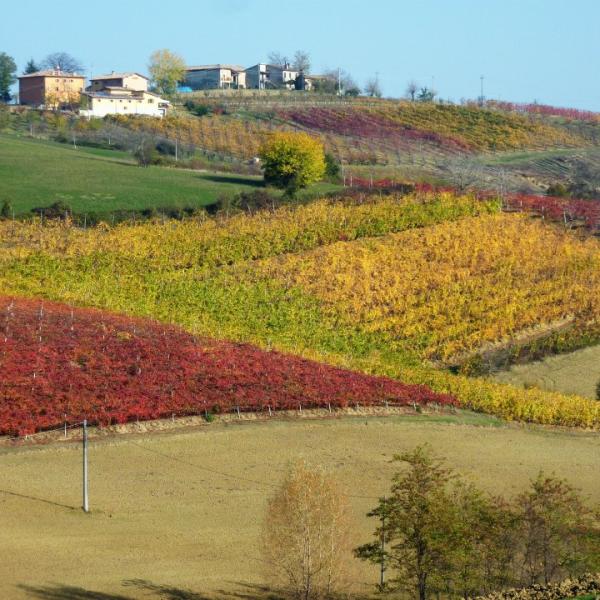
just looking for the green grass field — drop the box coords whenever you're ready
[1,414,600,599]
[0,135,339,216]
[492,344,600,399]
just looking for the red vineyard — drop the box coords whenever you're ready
[342,178,600,231]
[282,107,471,152]
[0,297,456,436]
[487,100,600,122]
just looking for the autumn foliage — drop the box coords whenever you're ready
[259,131,326,193]
[0,297,455,436]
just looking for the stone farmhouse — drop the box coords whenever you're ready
[184,62,312,91]
[18,70,86,108]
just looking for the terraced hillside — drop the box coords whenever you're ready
[2,192,600,428]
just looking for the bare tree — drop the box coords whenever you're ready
[262,461,353,600]
[447,155,485,192]
[293,50,311,73]
[268,51,290,68]
[320,68,360,96]
[365,75,382,98]
[41,52,83,73]
[405,80,419,101]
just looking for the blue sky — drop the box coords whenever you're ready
[2,0,599,110]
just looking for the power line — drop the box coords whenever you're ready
[129,440,381,500]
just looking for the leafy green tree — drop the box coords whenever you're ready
[0,52,17,102]
[517,472,599,585]
[259,131,325,197]
[23,59,40,74]
[148,49,186,97]
[355,445,457,600]
[324,153,340,179]
[441,483,518,597]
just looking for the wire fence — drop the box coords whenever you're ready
[0,398,451,445]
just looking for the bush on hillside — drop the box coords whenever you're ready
[30,200,72,220]
[0,199,12,219]
[259,131,326,197]
[324,152,341,179]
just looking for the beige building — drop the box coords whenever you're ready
[184,65,246,90]
[80,87,170,118]
[88,72,149,93]
[18,70,86,108]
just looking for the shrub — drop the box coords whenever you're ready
[259,131,326,196]
[0,199,12,219]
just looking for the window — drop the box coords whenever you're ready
[148,99,154,104]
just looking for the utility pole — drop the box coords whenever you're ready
[479,75,485,106]
[82,419,89,513]
[380,497,387,589]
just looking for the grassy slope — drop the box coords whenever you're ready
[1,415,599,599]
[492,344,600,399]
[0,135,338,215]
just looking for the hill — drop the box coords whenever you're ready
[0,296,453,435]
[0,134,338,216]
[2,192,600,428]
[104,97,600,193]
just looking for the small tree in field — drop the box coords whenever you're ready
[261,461,353,600]
[259,132,325,197]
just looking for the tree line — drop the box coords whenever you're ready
[263,445,600,600]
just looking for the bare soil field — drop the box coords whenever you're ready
[492,344,600,399]
[2,413,600,599]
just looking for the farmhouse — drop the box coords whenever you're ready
[18,69,86,108]
[80,87,170,118]
[87,72,149,93]
[184,65,246,90]
[245,63,311,90]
